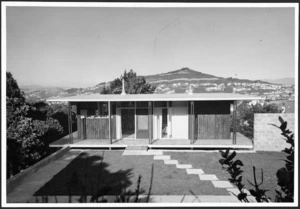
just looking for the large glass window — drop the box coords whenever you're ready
[116,102,135,108]
[77,102,108,117]
[136,101,148,108]
[136,108,149,139]
[154,101,167,107]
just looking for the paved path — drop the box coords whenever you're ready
[26,194,239,203]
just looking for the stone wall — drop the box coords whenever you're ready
[254,113,295,151]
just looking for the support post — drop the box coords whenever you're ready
[108,101,112,144]
[232,101,237,144]
[135,101,137,140]
[148,101,153,144]
[70,104,73,143]
[68,102,73,144]
[189,101,195,144]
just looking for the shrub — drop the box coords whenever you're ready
[220,116,294,203]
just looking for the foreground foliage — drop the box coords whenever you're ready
[6,72,71,178]
[269,116,294,202]
[220,116,294,202]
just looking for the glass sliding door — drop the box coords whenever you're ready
[136,108,149,139]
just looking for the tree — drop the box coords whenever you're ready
[6,72,27,128]
[6,72,44,177]
[6,72,25,102]
[101,69,156,94]
[7,117,44,175]
[236,101,281,139]
[46,103,77,135]
[6,72,65,178]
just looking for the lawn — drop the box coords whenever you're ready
[33,150,230,203]
[31,150,287,203]
[167,151,287,202]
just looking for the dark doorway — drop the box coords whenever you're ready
[121,109,135,138]
[162,108,168,138]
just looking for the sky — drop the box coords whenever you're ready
[5,5,296,88]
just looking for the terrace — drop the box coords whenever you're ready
[50,131,253,149]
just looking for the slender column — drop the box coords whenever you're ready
[148,101,153,144]
[108,101,112,144]
[232,101,237,144]
[189,101,195,144]
[70,104,73,143]
[135,101,137,139]
[67,102,73,144]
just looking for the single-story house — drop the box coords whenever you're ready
[48,92,262,147]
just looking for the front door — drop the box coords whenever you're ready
[121,109,135,138]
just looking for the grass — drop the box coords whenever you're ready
[33,150,230,203]
[167,151,287,202]
[12,149,288,203]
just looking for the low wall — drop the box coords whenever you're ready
[7,146,70,194]
[254,113,295,151]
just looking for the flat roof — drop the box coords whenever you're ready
[47,93,263,102]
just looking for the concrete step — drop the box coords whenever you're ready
[164,160,179,165]
[186,168,204,175]
[122,150,163,156]
[154,155,170,160]
[147,150,163,155]
[176,164,192,169]
[125,146,148,151]
[199,174,219,181]
[211,180,233,188]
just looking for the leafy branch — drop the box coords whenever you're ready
[219,149,248,202]
[269,116,294,202]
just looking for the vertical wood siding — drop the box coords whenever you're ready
[197,114,230,139]
[85,118,109,139]
[77,117,110,139]
[77,117,86,139]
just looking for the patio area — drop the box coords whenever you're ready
[50,131,253,149]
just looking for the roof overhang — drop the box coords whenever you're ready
[47,93,264,102]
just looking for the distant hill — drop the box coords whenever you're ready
[20,85,67,102]
[143,67,221,84]
[21,67,286,101]
[261,78,295,86]
[20,85,66,93]
[144,67,271,86]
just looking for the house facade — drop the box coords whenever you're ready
[48,93,261,146]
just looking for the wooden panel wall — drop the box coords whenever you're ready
[86,118,109,139]
[197,114,230,139]
[76,118,110,139]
